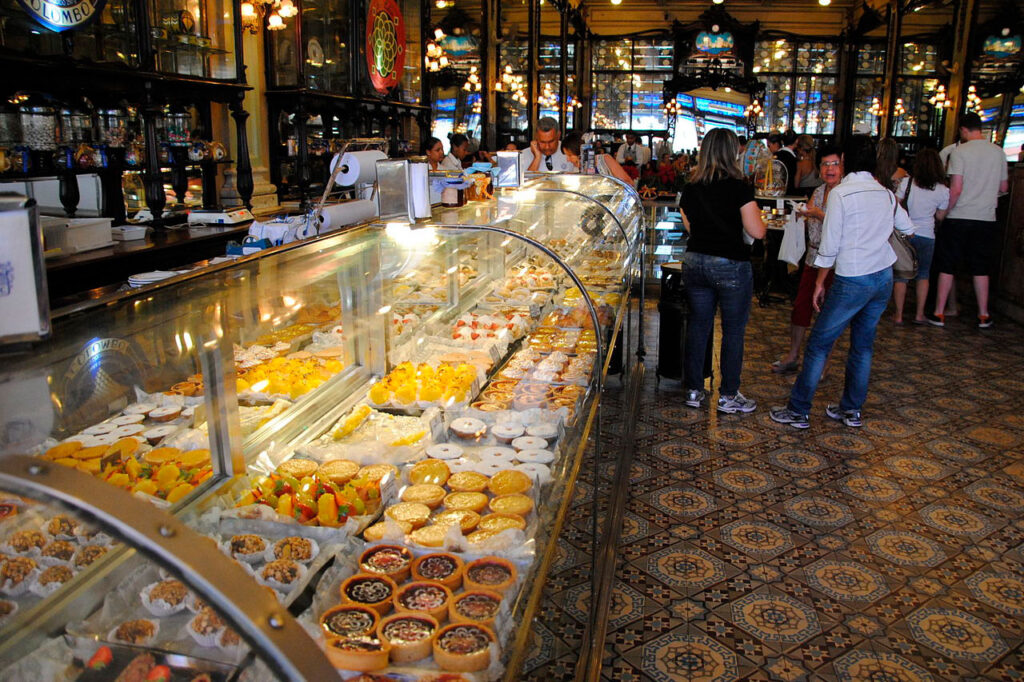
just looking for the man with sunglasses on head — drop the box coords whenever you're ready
[521,117,576,173]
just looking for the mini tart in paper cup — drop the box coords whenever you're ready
[463,556,518,596]
[38,540,76,567]
[29,565,74,598]
[432,622,495,673]
[188,606,227,648]
[340,573,397,616]
[478,513,527,533]
[407,524,451,548]
[266,536,319,564]
[379,612,439,663]
[109,618,159,646]
[257,558,307,592]
[1,557,39,596]
[5,529,46,557]
[446,471,489,493]
[401,484,446,509]
[324,635,391,672]
[45,515,79,540]
[218,627,244,654]
[449,589,503,628]
[186,592,208,613]
[443,492,489,514]
[409,459,451,486]
[226,534,269,564]
[489,493,534,517]
[392,580,452,622]
[358,544,414,583]
[411,552,464,589]
[431,509,481,534]
[320,604,380,640]
[488,469,533,496]
[362,519,412,543]
[384,502,431,529]
[140,579,190,617]
[0,599,18,622]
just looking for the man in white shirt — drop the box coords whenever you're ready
[771,135,914,430]
[520,117,576,172]
[614,132,651,166]
[928,112,1009,329]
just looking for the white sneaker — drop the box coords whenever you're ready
[718,392,757,414]
[684,389,707,408]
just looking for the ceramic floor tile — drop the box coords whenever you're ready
[527,297,1024,680]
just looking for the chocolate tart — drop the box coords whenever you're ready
[358,544,413,583]
[324,635,391,671]
[319,604,379,639]
[392,580,452,621]
[432,622,495,672]
[340,573,398,615]
[378,612,439,663]
[463,557,517,595]
[410,552,465,589]
[449,589,503,627]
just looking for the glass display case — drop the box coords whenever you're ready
[0,180,643,679]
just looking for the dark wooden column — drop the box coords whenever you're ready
[879,0,903,138]
[944,0,979,145]
[141,91,168,229]
[527,0,539,134]
[229,95,255,209]
[558,8,569,134]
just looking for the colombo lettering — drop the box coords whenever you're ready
[17,0,107,32]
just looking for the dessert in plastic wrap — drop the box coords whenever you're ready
[367,363,479,412]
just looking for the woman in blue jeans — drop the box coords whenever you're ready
[770,135,914,429]
[678,128,766,413]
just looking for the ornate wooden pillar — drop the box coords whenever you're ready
[879,0,903,138]
[141,91,167,228]
[944,0,979,146]
[229,95,255,210]
[527,0,539,134]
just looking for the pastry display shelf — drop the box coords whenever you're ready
[0,180,643,679]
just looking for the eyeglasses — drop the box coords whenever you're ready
[545,156,554,171]
[821,160,841,167]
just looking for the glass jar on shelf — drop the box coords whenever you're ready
[20,107,58,151]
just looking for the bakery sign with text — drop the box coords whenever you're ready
[16,0,107,33]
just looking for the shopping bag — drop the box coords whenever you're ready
[778,212,806,266]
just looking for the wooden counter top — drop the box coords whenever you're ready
[45,224,250,303]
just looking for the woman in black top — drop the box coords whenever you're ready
[679,128,766,414]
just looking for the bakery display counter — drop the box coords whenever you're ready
[0,181,643,679]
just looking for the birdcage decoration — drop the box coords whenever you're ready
[755,157,787,196]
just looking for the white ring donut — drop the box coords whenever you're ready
[426,443,465,460]
[511,436,548,452]
[514,448,555,464]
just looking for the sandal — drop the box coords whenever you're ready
[771,359,800,375]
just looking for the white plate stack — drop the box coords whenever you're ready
[127,271,183,288]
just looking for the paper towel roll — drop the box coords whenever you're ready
[331,150,388,186]
[317,199,379,232]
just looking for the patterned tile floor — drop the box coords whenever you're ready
[523,297,1024,681]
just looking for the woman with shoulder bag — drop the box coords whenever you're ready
[679,128,766,414]
[891,148,949,324]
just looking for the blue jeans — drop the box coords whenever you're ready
[682,252,753,396]
[788,268,893,415]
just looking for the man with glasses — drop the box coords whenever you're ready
[521,117,575,173]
